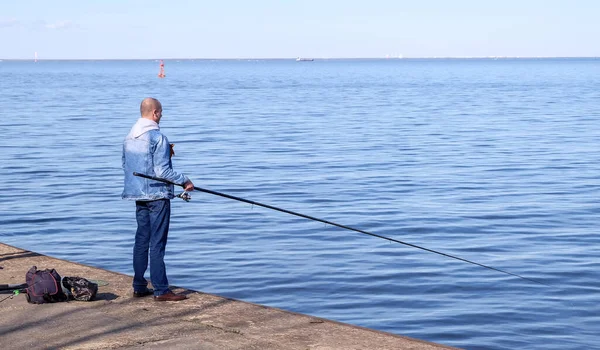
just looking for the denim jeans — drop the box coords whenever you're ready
[133,199,171,296]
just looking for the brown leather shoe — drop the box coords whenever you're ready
[153,291,187,302]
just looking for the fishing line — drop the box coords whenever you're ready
[133,172,548,286]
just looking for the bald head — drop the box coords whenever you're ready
[140,97,163,123]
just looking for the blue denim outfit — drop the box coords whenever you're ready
[122,118,189,296]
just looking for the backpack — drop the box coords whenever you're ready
[61,276,98,301]
[25,266,69,304]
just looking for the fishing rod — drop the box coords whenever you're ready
[133,172,548,286]
[0,283,28,291]
[0,283,28,303]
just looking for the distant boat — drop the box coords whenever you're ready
[296,57,314,62]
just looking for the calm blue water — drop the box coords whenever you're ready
[1,58,599,349]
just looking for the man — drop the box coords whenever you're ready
[122,97,194,302]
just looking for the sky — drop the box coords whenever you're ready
[1,0,599,59]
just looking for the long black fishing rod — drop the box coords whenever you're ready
[0,284,28,303]
[133,172,547,286]
[0,283,27,291]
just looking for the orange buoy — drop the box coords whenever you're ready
[158,60,166,78]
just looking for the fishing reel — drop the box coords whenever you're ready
[176,191,192,202]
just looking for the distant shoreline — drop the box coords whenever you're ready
[1,56,599,61]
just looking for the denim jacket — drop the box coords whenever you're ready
[122,118,189,201]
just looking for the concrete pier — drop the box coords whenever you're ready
[0,243,458,349]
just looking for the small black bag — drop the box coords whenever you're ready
[61,276,98,301]
[25,266,69,304]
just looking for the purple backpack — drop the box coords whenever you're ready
[25,266,68,304]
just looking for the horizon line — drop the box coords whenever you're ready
[1,55,600,61]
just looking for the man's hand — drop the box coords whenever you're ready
[183,180,194,192]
